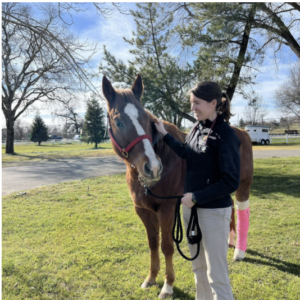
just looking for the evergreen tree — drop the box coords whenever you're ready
[30,115,49,146]
[175,3,259,101]
[172,2,300,100]
[239,118,246,129]
[83,97,106,148]
[100,3,198,127]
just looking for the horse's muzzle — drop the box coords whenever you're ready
[143,160,163,181]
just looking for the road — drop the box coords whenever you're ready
[2,156,126,196]
[2,149,299,196]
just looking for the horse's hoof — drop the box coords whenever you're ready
[159,280,173,299]
[229,244,235,249]
[233,248,245,261]
[141,281,156,289]
[158,292,173,299]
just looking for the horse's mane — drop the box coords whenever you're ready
[145,110,186,157]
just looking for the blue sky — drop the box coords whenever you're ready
[3,2,299,129]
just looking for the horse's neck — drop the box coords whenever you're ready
[124,160,140,181]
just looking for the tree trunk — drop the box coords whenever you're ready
[5,116,15,154]
[75,124,80,134]
[178,116,182,129]
[95,142,98,149]
[38,141,41,146]
[227,4,256,100]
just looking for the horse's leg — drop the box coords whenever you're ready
[135,206,160,287]
[157,205,175,299]
[233,179,251,261]
[229,196,236,248]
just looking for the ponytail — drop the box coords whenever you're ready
[217,92,233,123]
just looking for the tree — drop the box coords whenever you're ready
[2,128,7,141]
[243,92,268,125]
[279,116,292,131]
[83,97,106,148]
[239,118,246,129]
[253,3,300,60]
[53,101,84,135]
[100,3,197,127]
[175,2,259,101]
[163,2,300,102]
[14,119,30,140]
[2,3,98,154]
[275,62,300,119]
[30,115,49,146]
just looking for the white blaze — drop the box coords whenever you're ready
[124,103,160,177]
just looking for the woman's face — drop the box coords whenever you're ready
[190,94,217,121]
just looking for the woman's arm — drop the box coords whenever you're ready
[193,134,241,205]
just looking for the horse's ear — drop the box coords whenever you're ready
[102,76,116,108]
[131,74,144,102]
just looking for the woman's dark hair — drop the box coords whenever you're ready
[190,81,233,123]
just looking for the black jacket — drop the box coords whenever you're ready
[163,114,241,208]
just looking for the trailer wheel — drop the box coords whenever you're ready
[261,139,266,145]
[266,139,270,145]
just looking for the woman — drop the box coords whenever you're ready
[154,81,240,300]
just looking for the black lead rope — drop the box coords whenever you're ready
[145,187,202,261]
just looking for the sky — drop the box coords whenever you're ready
[2,2,299,129]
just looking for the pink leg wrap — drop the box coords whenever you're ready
[236,207,250,252]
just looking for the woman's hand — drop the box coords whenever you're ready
[181,193,195,208]
[154,118,168,136]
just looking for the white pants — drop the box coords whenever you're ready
[183,206,234,300]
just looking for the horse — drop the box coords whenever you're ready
[102,74,253,298]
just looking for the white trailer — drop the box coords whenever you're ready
[245,125,270,145]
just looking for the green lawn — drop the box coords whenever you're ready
[2,158,300,299]
[252,143,300,150]
[2,142,115,166]
[3,142,300,168]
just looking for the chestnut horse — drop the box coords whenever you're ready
[102,74,253,299]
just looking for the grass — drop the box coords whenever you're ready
[2,142,115,166]
[252,143,300,150]
[2,157,300,299]
[3,142,300,168]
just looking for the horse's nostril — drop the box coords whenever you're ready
[144,162,151,176]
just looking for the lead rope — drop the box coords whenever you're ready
[145,187,202,261]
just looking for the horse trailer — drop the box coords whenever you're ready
[245,125,270,145]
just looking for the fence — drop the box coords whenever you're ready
[270,134,300,144]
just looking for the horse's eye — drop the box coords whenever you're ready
[115,120,123,128]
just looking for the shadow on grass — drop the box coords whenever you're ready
[155,280,195,300]
[172,287,195,300]
[5,154,64,163]
[251,174,300,198]
[244,249,300,277]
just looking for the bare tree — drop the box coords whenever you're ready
[2,3,99,154]
[14,119,30,140]
[53,101,84,135]
[244,92,268,125]
[275,62,300,119]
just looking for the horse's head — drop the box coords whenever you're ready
[102,74,163,186]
